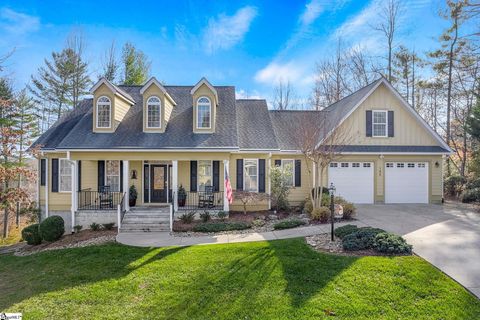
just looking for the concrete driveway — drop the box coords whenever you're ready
[356,203,480,298]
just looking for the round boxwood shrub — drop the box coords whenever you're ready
[342,227,386,251]
[21,223,42,245]
[373,232,412,254]
[39,215,65,242]
[460,188,480,203]
[310,206,330,223]
[334,224,358,239]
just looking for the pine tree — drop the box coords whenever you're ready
[122,42,151,85]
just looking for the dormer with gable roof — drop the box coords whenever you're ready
[90,78,135,133]
[140,77,177,133]
[191,77,218,134]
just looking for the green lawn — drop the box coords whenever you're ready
[0,239,479,319]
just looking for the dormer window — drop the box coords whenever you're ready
[146,96,161,128]
[96,96,111,128]
[197,97,211,129]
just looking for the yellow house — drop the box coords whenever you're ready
[33,77,451,232]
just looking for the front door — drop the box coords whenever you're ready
[150,165,167,202]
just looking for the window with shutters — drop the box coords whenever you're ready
[59,159,72,192]
[372,110,387,137]
[198,160,212,191]
[105,160,120,191]
[244,159,258,192]
[281,159,294,187]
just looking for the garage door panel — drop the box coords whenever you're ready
[385,162,428,203]
[328,162,374,204]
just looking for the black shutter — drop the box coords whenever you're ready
[98,160,105,190]
[144,164,149,203]
[213,161,220,192]
[274,160,281,167]
[78,161,82,191]
[120,161,124,192]
[388,111,394,137]
[40,159,46,186]
[236,159,243,190]
[259,159,266,193]
[51,158,58,192]
[190,161,197,192]
[295,160,301,187]
[366,110,372,137]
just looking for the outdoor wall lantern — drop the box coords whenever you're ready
[131,169,137,180]
[435,161,440,168]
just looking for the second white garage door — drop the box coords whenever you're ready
[328,162,374,204]
[385,162,429,203]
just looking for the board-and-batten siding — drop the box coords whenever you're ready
[339,83,438,146]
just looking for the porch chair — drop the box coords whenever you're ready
[198,185,215,208]
[99,185,113,209]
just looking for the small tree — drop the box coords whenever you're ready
[122,42,151,85]
[233,191,269,215]
[270,165,291,212]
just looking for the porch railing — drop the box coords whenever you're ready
[78,188,125,210]
[177,191,224,211]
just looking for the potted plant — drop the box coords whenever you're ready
[129,185,138,207]
[178,184,187,207]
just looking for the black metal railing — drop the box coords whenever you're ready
[78,189,125,210]
[177,191,224,211]
[120,192,126,222]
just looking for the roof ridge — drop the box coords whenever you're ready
[323,77,382,110]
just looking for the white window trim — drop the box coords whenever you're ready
[105,160,121,192]
[372,110,388,138]
[146,96,162,129]
[197,160,213,191]
[196,96,212,129]
[96,96,112,129]
[59,158,72,193]
[243,158,259,192]
[281,159,295,188]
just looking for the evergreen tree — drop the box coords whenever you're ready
[122,42,151,85]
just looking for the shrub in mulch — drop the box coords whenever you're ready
[342,227,386,251]
[39,216,65,242]
[273,219,306,230]
[21,224,42,245]
[373,232,412,254]
[334,224,358,239]
[192,222,251,233]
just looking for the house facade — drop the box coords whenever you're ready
[34,76,451,232]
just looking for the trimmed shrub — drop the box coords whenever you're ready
[39,216,65,242]
[342,227,386,251]
[102,223,115,230]
[179,211,196,224]
[273,219,306,230]
[193,222,251,233]
[90,222,101,231]
[216,211,227,221]
[460,188,480,203]
[73,225,83,233]
[321,193,332,207]
[21,224,42,245]
[334,224,358,239]
[373,232,412,254]
[310,206,330,223]
[444,175,466,197]
[304,201,313,214]
[342,203,356,219]
[200,211,211,222]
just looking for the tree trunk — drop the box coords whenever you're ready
[446,17,459,176]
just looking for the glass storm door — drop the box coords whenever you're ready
[150,165,167,202]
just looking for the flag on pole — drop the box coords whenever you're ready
[224,164,233,204]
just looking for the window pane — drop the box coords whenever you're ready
[106,160,120,191]
[373,124,386,136]
[59,159,72,192]
[197,105,210,128]
[198,160,212,191]
[244,159,258,192]
[97,104,110,127]
[148,104,161,128]
[373,112,386,124]
[282,160,294,187]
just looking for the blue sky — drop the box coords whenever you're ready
[0,0,450,102]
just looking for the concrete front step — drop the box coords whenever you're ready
[121,226,170,232]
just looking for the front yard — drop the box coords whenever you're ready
[1,238,479,319]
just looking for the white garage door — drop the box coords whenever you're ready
[328,162,374,204]
[385,162,429,203]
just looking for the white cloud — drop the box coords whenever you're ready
[0,8,40,35]
[254,61,307,85]
[235,89,263,99]
[300,0,324,26]
[203,6,258,54]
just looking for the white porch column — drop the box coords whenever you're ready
[71,160,78,233]
[172,160,178,212]
[45,158,49,218]
[223,160,230,212]
[123,160,130,211]
[267,156,271,210]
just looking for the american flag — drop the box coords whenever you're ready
[224,164,233,204]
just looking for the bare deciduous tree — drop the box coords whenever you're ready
[273,79,294,110]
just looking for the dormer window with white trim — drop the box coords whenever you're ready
[372,110,387,137]
[146,96,161,128]
[197,97,211,129]
[96,96,111,128]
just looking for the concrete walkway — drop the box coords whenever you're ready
[117,202,480,298]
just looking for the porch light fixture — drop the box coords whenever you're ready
[328,183,336,241]
[131,169,137,180]
[435,161,439,168]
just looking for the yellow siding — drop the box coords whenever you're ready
[192,83,217,134]
[130,161,143,205]
[114,95,131,127]
[339,83,438,146]
[70,152,230,161]
[80,160,97,191]
[271,155,312,205]
[42,152,71,211]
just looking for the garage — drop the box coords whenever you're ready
[328,162,374,204]
[385,162,429,203]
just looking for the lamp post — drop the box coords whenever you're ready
[329,182,336,241]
